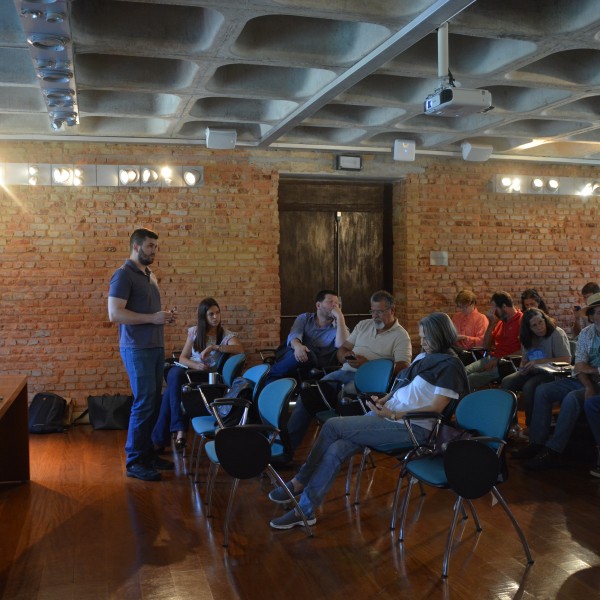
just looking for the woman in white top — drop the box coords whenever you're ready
[152,297,243,453]
[268,312,469,529]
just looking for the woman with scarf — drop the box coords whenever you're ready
[268,311,469,530]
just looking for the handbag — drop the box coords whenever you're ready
[432,422,476,456]
[86,394,133,430]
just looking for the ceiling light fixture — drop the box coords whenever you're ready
[37,67,72,83]
[547,179,559,192]
[28,166,39,186]
[27,33,69,52]
[73,168,83,186]
[118,168,139,185]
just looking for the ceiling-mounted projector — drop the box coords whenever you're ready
[424,87,493,117]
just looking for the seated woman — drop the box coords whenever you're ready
[152,297,243,453]
[267,312,469,529]
[451,289,489,349]
[501,308,570,427]
[521,288,549,313]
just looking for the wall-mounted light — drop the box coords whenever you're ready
[73,168,83,186]
[183,169,202,186]
[0,163,204,188]
[493,175,600,197]
[119,168,139,185]
[141,168,159,184]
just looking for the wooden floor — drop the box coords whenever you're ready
[1,422,599,600]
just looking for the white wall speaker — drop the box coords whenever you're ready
[461,142,493,162]
[205,128,237,150]
[393,139,416,161]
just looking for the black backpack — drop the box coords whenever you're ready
[217,377,255,427]
[28,392,67,433]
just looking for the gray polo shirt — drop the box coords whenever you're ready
[109,259,164,349]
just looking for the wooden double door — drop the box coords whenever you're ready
[278,179,393,340]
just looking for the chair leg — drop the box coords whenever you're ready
[189,433,198,468]
[266,465,313,538]
[345,454,356,497]
[353,448,373,505]
[442,496,465,578]
[491,487,534,565]
[397,475,417,541]
[194,437,207,485]
[465,498,482,531]
[206,462,219,517]
[222,478,240,547]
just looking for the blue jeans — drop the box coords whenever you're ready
[295,414,429,516]
[584,395,600,447]
[465,357,499,391]
[152,365,189,448]
[530,378,584,453]
[287,368,357,452]
[264,347,318,385]
[501,370,553,426]
[120,347,164,467]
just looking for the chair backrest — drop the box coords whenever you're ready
[455,389,516,446]
[354,358,394,395]
[215,426,271,479]
[221,353,247,387]
[241,363,270,402]
[257,378,296,429]
[443,439,500,499]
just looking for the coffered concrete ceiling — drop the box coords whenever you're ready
[2,0,600,163]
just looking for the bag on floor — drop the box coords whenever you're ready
[29,392,68,434]
[86,394,133,430]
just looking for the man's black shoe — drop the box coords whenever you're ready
[510,443,544,460]
[126,463,161,481]
[149,456,175,470]
[522,447,560,470]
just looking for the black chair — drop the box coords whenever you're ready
[207,425,313,546]
[397,388,533,577]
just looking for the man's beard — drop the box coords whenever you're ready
[137,249,154,266]
[373,319,385,330]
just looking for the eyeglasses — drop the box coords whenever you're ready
[369,308,390,316]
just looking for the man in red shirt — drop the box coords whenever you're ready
[465,291,523,390]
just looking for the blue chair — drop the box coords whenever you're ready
[189,361,270,484]
[314,358,394,423]
[204,378,309,546]
[397,388,533,577]
[352,391,462,508]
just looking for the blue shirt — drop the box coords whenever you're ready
[287,313,347,362]
[109,259,164,349]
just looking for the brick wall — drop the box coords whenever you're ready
[0,142,281,406]
[1,141,599,406]
[394,157,600,343]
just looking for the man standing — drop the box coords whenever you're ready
[465,291,522,390]
[265,289,348,384]
[286,290,412,452]
[108,228,177,481]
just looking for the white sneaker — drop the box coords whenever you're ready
[590,465,600,478]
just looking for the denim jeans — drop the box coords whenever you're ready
[264,347,318,385]
[286,368,357,452]
[530,377,584,453]
[584,395,600,447]
[501,370,553,426]
[120,347,164,467]
[295,414,429,516]
[152,365,189,448]
[465,357,499,391]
